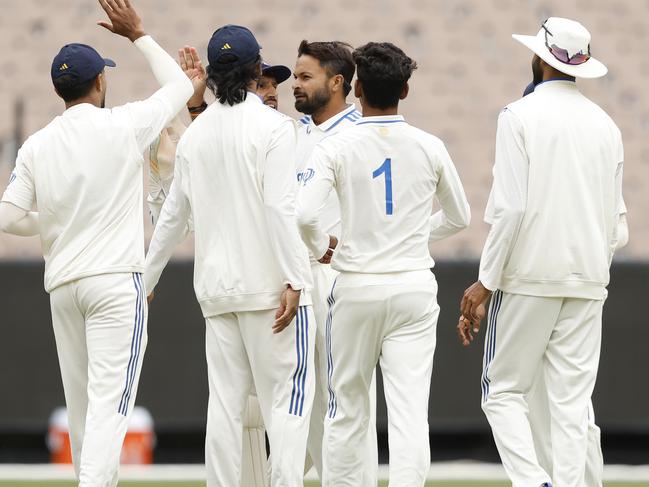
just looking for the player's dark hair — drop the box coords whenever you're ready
[353,42,417,110]
[53,74,97,103]
[297,40,354,96]
[206,56,261,106]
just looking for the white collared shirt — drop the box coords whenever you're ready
[479,80,624,299]
[297,115,470,273]
[295,104,360,261]
[1,36,192,292]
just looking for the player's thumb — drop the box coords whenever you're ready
[97,21,115,32]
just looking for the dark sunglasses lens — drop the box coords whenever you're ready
[549,44,590,65]
[568,53,590,65]
[550,44,570,63]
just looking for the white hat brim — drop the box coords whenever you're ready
[512,34,608,79]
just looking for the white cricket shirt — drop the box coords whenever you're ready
[296,104,361,263]
[479,80,625,299]
[1,36,193,292]
[297,115,470,273]
[145,93,313,317]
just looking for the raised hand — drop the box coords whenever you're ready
[97,0,146,43]
[178,46,207,107]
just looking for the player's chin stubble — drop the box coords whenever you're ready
[294,87,331,115]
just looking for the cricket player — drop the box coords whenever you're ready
[459,17,625,487]
[292,39,378,482]
[297,42,470,486]
[0,0,192,484]
[144,25,315,487]
[258,62,292,109]
[518,80,628,487]
[148,47,293,487]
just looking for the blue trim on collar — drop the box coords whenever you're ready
[324,109,360,132]
[356,119,405,126]
[536,77,575,87]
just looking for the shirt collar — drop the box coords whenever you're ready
[63,103,98,115]
[356,114,406,125]
[316,104,359,132]
[533,78,577,93]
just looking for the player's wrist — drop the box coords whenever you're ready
[128,30,147,43]
[188,100,207,112]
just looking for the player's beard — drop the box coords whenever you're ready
[532,55,543,86]
[294,86,331,115]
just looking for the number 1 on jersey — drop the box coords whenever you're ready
[372,158,393,215]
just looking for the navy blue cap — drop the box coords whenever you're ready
[207,25,261,71]
[51,43,116,84]
[261,62,291,84]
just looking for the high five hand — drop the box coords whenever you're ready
[97,0,146,42]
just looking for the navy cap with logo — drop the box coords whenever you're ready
[51,43,116,84]
[207,25,261,71]
[261,62,291,84]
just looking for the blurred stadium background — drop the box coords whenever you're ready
[0,0,648,483]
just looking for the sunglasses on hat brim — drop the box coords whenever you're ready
[541,20,591,66]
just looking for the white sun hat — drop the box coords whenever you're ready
[512,17,607,79]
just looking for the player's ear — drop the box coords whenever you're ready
[95,71,104,94]
[354,79,362,99]
[400,82,409,101]
[331,74,344,94]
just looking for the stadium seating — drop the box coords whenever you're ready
[1,0,647,259]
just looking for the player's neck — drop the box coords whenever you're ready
[362,105,399,117]
[64,96,101,110]
[312,99,349,126]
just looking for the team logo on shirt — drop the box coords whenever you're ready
[297,168,315,186]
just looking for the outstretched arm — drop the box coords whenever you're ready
[144,150,192,296]
[97,0,193,152]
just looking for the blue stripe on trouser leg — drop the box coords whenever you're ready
[123,273,146,412]
[326,280,337,418]
[289,306,310,416]
[294,307,308,416]
[481,290,502,403]
[117,273,145,416]
[298,307,309,416]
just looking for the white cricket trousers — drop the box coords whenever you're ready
[323,270,439,487]
[528,381,603,487]
[50,272,147,487]
[481,291,603,487]
[307,262,378,484]
[205,306,315,487]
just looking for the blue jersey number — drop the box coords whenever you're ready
[372,158,393,215]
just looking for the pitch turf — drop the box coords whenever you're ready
[2,482,649,487]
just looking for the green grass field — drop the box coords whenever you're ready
[3,482,649,487]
